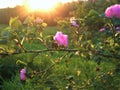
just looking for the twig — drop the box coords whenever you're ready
[37,52,69,78]
[0,48,120,59]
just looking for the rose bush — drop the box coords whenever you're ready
[0,0,120,90]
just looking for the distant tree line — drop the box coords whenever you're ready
[0,1,79,26]
[0,6,28,24]
[0,0,118,26]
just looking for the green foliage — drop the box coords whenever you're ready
[57,19,70,29]
[2,73,34,90]
[0,55,19,83]
[2,55,119,90]
[0,0,120,89]
[9,17,22,30]
[84,9,105,30]
[111,17,120,26]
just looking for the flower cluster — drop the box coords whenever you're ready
[54,31,68,47]
[105,4,120,18]
[34,17,43,24]
[34,17,47,27]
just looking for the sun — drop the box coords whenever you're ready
[26,0,58,11]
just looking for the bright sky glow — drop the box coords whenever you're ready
[0,0,78,9]
[0,0,23,8]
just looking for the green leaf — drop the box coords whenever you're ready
[9,17,22,30]
[112,17,120,26]
[86,9,99,18]
[0,39,8,44]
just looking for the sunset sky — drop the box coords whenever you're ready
[0,0,79,9]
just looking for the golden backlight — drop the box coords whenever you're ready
[27,0,58,11]
[26,0,75,11]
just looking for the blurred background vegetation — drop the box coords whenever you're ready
[0,0,119,26]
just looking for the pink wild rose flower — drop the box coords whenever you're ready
[116,27,120,33]
[105,4,120,18]
[20,68,27,81]
[53,31,68,47]
[106,0,110,2]
[70,17,79,27]
[71,21,79,27]
[99,28,106,32]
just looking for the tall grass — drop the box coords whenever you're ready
[2,52,118,90]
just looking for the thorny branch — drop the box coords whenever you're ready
[0,48,120,59]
